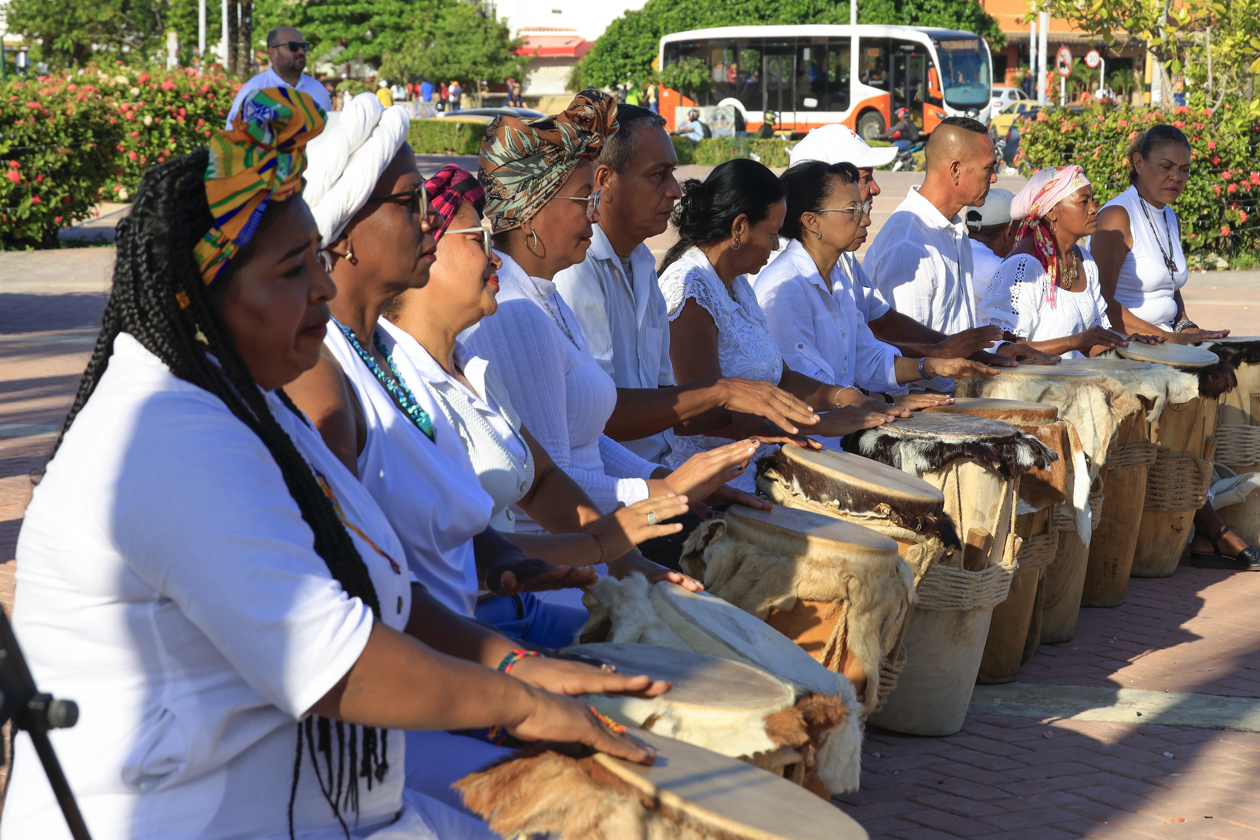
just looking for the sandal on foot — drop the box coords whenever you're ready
[1190,526,1260,571]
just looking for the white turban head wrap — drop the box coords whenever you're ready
[303,92,411,247]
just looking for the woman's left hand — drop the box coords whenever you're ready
[895,393,955,410]
[924,357,999,379]
[607,551,704,592]
[1168,327,1230,345]
[706,482,773,511]
[509,655,672,699]
[1128,333,1166,345]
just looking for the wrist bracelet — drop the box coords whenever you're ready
[1173,320,1198,333]
[882,392,895,405]
[833,385,856,409]
[588,532,605,564]
[498,648,542,674]
[918,357,928,379]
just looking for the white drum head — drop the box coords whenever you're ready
[1117,341,1219,368]
[725,504,900,558]
[775,447,944,506]
[988,363,1097,377]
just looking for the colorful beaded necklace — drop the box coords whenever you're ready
[334,318,435,442]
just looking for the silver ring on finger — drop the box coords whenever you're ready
[646,511,659,526]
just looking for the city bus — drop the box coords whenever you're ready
[659,25,993,141]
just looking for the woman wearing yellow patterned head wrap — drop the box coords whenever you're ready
[8,86,658,840]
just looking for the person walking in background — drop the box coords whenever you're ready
[449,80,463,112]
[439,82,449,112]
[646,83,658,114]
[420,77,434,103]
[225,26,331,125]
[376,79,394,108]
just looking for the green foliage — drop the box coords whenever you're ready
[6,0,164,67]
[406,118,486,156]
[1015,99,1260,259]
[575,0,1002,91]
[671,136,794,168]
[165,0,224,67]
[658,57,711,104]
[0,75,123,248]
[379,2,523,87]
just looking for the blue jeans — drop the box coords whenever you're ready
[892,139,911,152]
[474,592,588,648]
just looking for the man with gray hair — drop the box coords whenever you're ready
[225,26,331,125]
[554,105,819,466]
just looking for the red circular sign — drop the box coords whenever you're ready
[1056,46,1074,77]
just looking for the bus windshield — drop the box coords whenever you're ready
[933,37,989,110]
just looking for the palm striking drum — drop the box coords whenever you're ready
[456,728,871,840]
[839,412,1055,736]
[677,504,914,718]
[921,398,1083,684]
[578,575,863,793]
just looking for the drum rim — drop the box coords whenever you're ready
[853,410,1019,440]
[987,364,1098,377]
[1117,342,1219,368]
[775,445,945,505]
[725,502,902,557]
[922,397,1058,425]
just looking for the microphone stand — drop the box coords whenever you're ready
[0,607,92,839]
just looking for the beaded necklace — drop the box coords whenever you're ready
[530,281,580,349]
[334,317,436,442]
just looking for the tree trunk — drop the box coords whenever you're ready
[237,0,254,79]
[225,0,240,77]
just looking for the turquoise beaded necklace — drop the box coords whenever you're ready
[334,318,435,442]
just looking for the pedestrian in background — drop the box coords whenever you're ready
[449,80,463,112]
[420,77,434,102]
[225,25,331,126]
[439,82,449,112]
[376,79,394,108]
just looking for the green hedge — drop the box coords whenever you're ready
[1017,97,1260,262]
[408,119,486,156]
[671,136,795,168]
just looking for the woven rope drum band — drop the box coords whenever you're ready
[1214,425,1260,468]
[912,528,1018,614]
[1053,492,1104,533]
[874,648,907,715]
[1107,441,1160,469]
[1013,532,1059,574]
[1144,449,1214,511]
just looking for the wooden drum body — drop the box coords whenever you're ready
[840,413,1055,736]
[578,576,864,793]
[1208,339,1260,545]
[922,399,1073,684]
[678,504,914,720]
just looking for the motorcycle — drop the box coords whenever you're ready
[890,139,928,172]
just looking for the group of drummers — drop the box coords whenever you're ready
[7,84,1251,840]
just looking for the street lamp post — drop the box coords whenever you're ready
[199,0,207,62]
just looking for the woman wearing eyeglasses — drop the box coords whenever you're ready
[382,165,692,644]
[754,161,991,428]
[462,91,768,579]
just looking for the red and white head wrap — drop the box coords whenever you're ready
[1010,165,1092,306]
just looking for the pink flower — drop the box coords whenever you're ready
[1173,120,1184,129]
[1203,108,1212,116]
[137,73,150,84]
[30,196,40,205]
[1242,211,1250,223]
[7,161,19,169]
[1223,170,1233,181]
[128,151,138,160]
[1228,183,1238,193]
[1211,155,1221,165]
[160,80,175,91]
[35,174,42,183]
[130,130,139,137]
[1208,140,1216,150]
[1214,185,1222,196]
[1117,119,1128,128]
[1251,173,1260,186]
[4,171,20,184]
[1222,225,1232,236]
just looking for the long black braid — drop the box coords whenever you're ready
[50,149,389,837]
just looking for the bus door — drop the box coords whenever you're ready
[891,41,927,134]
[762,39,796,130]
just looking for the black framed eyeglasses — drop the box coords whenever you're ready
[270,41,311,53]
[445,217,495,259]
[365,185,432,221]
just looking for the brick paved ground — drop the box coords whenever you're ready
[4,244,1260,837]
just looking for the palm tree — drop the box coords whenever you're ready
[1109,67,1139,100]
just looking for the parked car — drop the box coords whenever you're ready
[438,107,545,122]
[990,85,1030,116]
[989,100,1040,139]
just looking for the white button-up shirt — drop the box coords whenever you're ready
[835,251,892,323]
[864,185,978,336]
[553,224,675,464]
[225,68,333,127]
[754,239,900,392]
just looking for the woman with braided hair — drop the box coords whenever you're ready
[3,88,662,840]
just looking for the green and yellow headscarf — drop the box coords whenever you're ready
[191,87,326,288]
[477,89,618,233]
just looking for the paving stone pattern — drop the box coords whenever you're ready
[4,246,1260,836]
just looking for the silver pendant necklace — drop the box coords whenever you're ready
[1138,194,1179,280]
[531,281,579,348]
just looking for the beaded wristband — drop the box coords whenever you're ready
[498,648,542,674]
[589,532,605,564]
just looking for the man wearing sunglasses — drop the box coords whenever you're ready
[225,26,332,127]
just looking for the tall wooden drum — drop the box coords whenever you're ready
[959,364,1144,613]
[840,413,1054,736]
[1206,338,1260,545]
[921,399,1079,684]
[1110,343,1220,577]
[678,504,914,719]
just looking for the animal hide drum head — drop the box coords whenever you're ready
[989,363,1097,377]
[724,504,900,557]
[1117,341,1219,368]
[856,411,1017,443]
[922,397,1058,424]
[773,446,945,506]
[1056,357,1153,371]
[596,729,870,840]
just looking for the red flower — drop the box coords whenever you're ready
[1228,183,1238,194]
[160,80,175,91]
[7,161,19,169]
[1222,225,1232,235]
[1173,120,1184,128]
[4,171,20,184]
[1223,170,1233,180]
[1208,140,1216,150]
[128,151,138,160]
[1242,211,1250,223]
[1214,185,1222,196]
[35,174,42,183]
[1211,155,1221,165]
[30,196,41,205]
[54,216,62,223]
[138,73,150,84]
[1203,108,1212,116]
[130,130,139,137]
[1251,173,1260,186]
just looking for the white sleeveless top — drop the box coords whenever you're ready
[1103,185,1188,329]
[325,324,493,616]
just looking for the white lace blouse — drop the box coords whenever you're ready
[658,246,783,492]
[977,251,1112,360]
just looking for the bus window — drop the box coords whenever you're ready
[710,38,763,113]
[891,40,927,127]
[858,38,888,90]
[826,39,851,111]
[796,40,825,110]
[764,39,796,119]
[933,37,991,111]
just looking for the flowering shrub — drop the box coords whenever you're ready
[1016,98,1260,261]
[0,76,122,248]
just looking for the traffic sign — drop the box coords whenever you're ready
[1056,46,1074,77]
[1085,49,1101,69]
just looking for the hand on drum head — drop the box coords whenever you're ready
[717,377,821,436]
[608,551,705,592]
[995,342,1061,365]
[490,560,599,596]
[661,440,761,508]
[814,405,897,437]
[930,325,1004,359]
[509,653,672,699]
[1127,333,1166,345]
[731,413,823,451]
[705,482,773,512]
[1076,326,1130,353]
[1167,327,1229,345]
[968,349,1017,368]
[508,688,658,765]
[895,392,955,410]
[587,495,690,562]
[924,356,998,379]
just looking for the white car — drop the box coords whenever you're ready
[990,86,1030,116]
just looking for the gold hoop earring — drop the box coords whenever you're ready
[526,228,540,253]
[731,236,741,251]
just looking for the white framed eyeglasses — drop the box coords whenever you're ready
[558,189,602,220]
[817,199,873,220]
[444,216,494,259]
